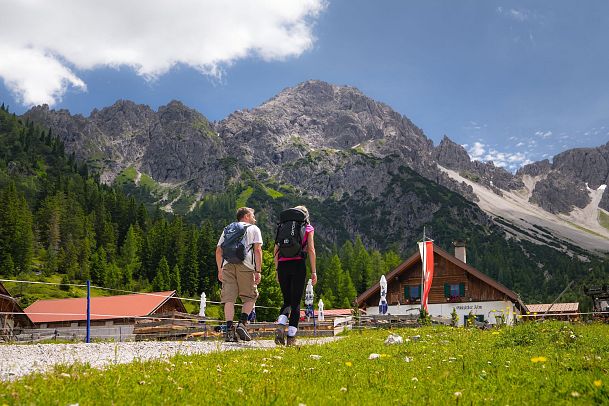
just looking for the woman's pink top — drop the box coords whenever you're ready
[278,224,314,262]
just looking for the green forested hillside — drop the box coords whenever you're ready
[1,103,607,316]
[184,158,609,307]
[0,106,389,319]
[0,105,218,308]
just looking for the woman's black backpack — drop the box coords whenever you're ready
[275,208,309,259]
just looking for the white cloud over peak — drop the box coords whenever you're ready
[467,141,532,171]
[0,0,326,106]
[469,141,486,157]
[535,130,552,139]
[497,6,534,22]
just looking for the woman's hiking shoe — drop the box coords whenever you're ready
[286,336,297,347]
[225,325,239,342]
[236,322,252,341]
[274,327,285,345]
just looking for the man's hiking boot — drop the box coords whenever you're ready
[286,336,297,347]
[236,322,252,341]
[225,325,239,342]
[274,326,285,346]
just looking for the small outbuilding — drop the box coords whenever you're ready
[25,291,186,328]
[0,281,34,337]
[525,303,579,321]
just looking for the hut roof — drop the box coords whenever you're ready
[24,291,184,323]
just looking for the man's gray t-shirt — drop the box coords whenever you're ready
[217,222,263,271]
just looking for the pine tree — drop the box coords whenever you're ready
[59,239,80,280]
[78,236,93,281]
[136,203,149,232]
[383,250,402,273]
[340,240,354,280]
[152,256,171,291]
[337,266,357,308]
[352,236,372,294]
[182,227,200,296]
[0,182,34,273]
[319,254,341,308]
[369,250,386,286]
[105,262,123,290]
[37,192,64,256]
[197,222,217,294]
[90,247,108,286]
[170,264,181,293]
[119,225,142,281]
[0,254,15,276]
[168,216,187,273]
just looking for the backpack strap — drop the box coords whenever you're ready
[242,224,254,265]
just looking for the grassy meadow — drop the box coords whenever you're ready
[1,322,608,405]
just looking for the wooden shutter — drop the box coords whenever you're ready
[444,284,450,297]
[459,283,465,296]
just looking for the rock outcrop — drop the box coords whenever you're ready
[515,143,609,214]
[433,135,524,193]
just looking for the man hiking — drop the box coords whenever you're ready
[216,207,263,342]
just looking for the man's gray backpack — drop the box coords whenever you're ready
[221,222,251,264]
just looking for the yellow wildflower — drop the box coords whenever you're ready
[530,356,547,363]
[345,362,353,367]
[594,380,602,388]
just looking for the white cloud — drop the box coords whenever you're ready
[0,45,87,106]
[535,130,552,139]
[509,9,529,22]
[468,142,486,159]
[496,7,538,23]
[467,141,531,171]
[497,7,532,22]
[0,0,326,106]
[463,120,485,131]
[516,142,524,147]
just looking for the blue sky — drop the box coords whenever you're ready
[1,1,609,171]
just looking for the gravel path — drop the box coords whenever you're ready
[0,337,341,381]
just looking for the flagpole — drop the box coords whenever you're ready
[420,228,425,312]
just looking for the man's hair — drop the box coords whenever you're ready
[236,207,254,221]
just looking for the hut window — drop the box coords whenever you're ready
[444,283,465,298]
[404,285,421,301]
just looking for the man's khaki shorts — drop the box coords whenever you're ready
[221,262,259,303]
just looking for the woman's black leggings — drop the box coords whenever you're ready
[277,259,307,328]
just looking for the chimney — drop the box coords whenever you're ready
[453,240,466,263]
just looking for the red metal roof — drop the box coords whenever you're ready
[526,303,579,313]
[24,291,179,323]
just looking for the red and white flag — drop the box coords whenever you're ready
[418,240,434,312]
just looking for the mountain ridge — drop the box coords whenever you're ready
[21,80,609,257]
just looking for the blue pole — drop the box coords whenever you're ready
[86,280,91,343]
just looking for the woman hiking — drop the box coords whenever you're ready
[274,205,317,346]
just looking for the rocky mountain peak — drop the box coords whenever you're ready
[433,135,472,170]
[524,143,609,213]
[516,159,551,178]
[551,144,609,190]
